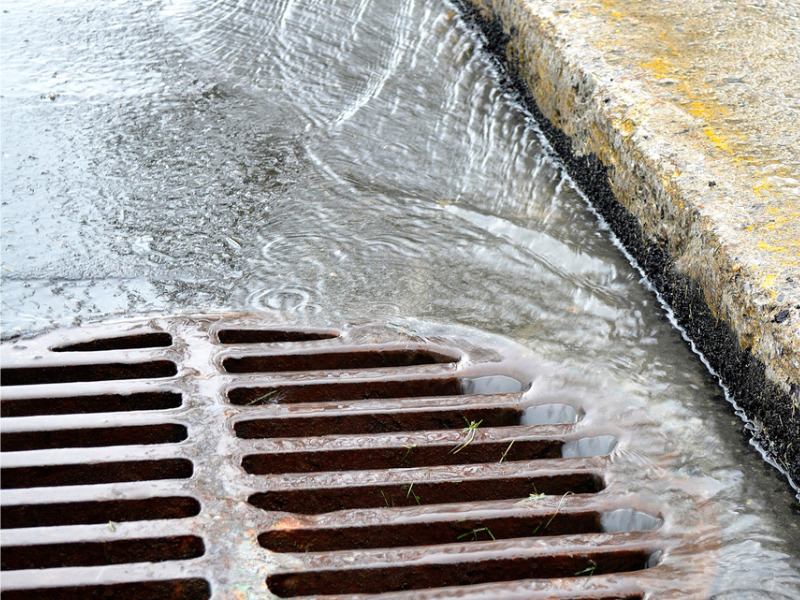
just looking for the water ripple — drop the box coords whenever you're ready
[246,285,320,314]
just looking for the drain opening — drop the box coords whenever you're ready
[1,361,177,386]
[229,378,461,405]
[261,509,611,552]
[460,375,523,394]
[521,403,580,425]
[266,546,655,597]
[217,329,338,344]
[602,509,663,533]
[1,497,201,529]
[562,435,618,458]
[1,536,205,570]
[0,391,183,417]
[1,423,188,452]
[260,507,662,553]
[0,579,212,600]
[228,375,522,405]
[1,458,194,489]
[242,438,565,474]
[51,333,173,352]
[222,348,459,373]
[249,472,603,514]
[235,405,522,438]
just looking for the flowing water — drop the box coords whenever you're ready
[1,0,799,596]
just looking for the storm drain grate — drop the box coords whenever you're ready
[1,315,712,599]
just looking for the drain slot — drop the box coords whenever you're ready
[223,348,458,373]
[249,473,603,514]
[1,458,193,489]
[52,333,173,352]
[235,406,521,438]
[3,579,211,600]
[1,391,183,417]
[1,423,188,452]
[228,376,523,405]
[1,536,205,570]
[243,438,563,474]
[217,329,338,344]
[562,435,618,458]
[1,497,201,529]
[266,546,655,597]
[522,403,580,425]
[1,361,177,386]
[602,509,663,533]
[261,510,609,552]
[228,378,463,405]
[1,579,212,600]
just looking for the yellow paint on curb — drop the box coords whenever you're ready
[757,242,787,253]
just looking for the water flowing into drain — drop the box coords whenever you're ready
[2,315,713,599]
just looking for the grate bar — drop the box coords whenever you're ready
[0,560,213,594]
[245,456,605,487]
[2,517,211,570]
[0,441,192,467]
[237,423,577,450]
[0,483,197,514]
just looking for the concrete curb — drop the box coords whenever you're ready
[455,0,799,486]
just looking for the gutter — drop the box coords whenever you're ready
[454,0,799,488]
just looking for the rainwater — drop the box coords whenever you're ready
[1,0,798,596]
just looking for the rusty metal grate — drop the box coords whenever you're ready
[1,315,711,599]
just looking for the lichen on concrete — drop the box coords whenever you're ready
[457,0,799,485]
